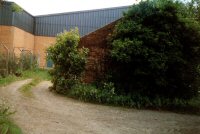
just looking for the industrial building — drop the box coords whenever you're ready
[0,2,129,67]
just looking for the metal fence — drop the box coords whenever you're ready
[0,42,40,77]
[0,43,9,76]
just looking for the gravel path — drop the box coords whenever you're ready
[0,80,200,134]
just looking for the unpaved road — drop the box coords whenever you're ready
[0,80,200,134]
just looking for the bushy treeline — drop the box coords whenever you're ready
[107,0,200,99]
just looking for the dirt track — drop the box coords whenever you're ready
[0,80,200,134]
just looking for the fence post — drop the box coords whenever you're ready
[0,43,9,76]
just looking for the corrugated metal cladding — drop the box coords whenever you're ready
[0,2,13,25]
[12,11,34,33]
[35,6,129,37]
[1,2,129,36]
[0,2,34,34]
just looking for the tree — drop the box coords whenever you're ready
[187,0,200,20]
[47,28,89,94]
[0,0,22,12]
[108,0,200,99]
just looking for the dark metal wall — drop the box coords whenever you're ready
[12,11,34,33]
[1,2,129,37]
[34,6,129,37]
[0,2,13,26]
[0,2,34,34]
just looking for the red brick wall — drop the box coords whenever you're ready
[79,21,118,83]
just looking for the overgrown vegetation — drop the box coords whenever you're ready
[65,0,200,114]
[0,99,22,134]
[0,0,23,12]
[43,0,200,114]
[107,0,200,99]
[0,52,38,78]
[47,28,89,94]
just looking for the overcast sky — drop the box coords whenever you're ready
[7,0,139,16]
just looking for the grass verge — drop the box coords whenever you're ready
[0,75,21,87]
[0,69,51,87]
[0,69,51,97]
[19,69,51,97]
[19,78,40,97]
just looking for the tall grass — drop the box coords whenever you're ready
[0,75,20,87]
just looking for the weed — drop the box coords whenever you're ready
[0,99,22,134]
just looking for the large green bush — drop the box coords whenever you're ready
[47,28,89,94]
[108,0,200,99]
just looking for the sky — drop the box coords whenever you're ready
[7,0,139,16]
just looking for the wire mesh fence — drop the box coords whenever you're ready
[0,42,40,77]
[0,43,9,76]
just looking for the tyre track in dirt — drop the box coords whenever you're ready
[0,80,200,134]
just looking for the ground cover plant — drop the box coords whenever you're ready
[68,83,200,115]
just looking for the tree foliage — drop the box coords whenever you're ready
[108,0,200,99]
[186,0,200,20]
[47,28,89,94]
[0,0,23,12]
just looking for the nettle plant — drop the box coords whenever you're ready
[47,28,89,94]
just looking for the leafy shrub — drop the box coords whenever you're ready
[108,0,200,99]
[47,28,89,94]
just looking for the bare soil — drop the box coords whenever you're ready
[0,80,200,134]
